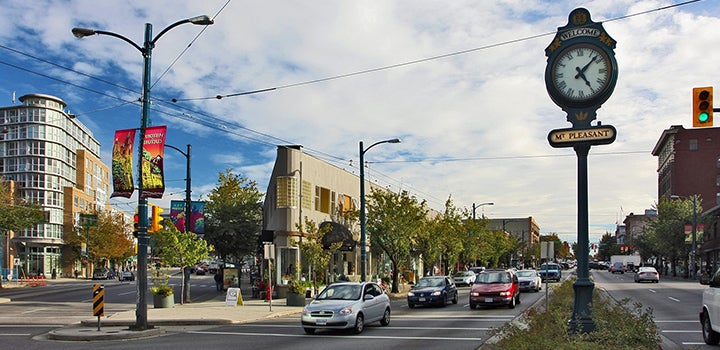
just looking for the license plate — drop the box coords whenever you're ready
[316,319,327,325]
[485,298,494,303]
[419,297,426,302]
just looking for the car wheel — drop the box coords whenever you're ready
[452,292,458,304]
[408,303,415,309]
[470,303,477,310]
[353,313,364,334]
[508,293,516,309]
[703,311,720,345]
[441,294,448,307]
[516,293,521,305]
[380,308,390,326]
[303,327,315,335]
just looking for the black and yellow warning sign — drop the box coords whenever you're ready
[93,284,104,317]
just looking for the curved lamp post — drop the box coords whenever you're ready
[671,194,698,279]
[72,15,213,330]
[359,138,400,282]
[472,202,494,220]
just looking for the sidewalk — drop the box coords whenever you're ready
[0,273,306,341]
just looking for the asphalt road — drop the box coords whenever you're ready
[592,268,708,349]
[0,277,554,349]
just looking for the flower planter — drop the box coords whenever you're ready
[286,292,306,306]
[153,293,175,308]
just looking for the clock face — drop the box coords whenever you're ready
[551,44,612,104]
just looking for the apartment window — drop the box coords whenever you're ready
[689,139,698,151]
[314,186,335,214]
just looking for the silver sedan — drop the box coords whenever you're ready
[301,282,391,334]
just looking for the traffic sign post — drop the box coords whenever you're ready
[93,284,104,331]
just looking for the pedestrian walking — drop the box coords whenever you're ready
[214,269,224,291]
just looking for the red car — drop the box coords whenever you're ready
[469,269,520,309]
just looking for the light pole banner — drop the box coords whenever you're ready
[170,200,206,236]
[110,129,136,198]
[141,125,167,198]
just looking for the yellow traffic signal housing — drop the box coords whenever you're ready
[148,204,164,233]
[693,86,713,127]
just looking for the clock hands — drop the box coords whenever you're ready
[574,55,598,90]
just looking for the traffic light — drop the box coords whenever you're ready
[148,204,164,233]
[693,86,713,127]
[133,213,139,238]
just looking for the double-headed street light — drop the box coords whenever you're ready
[671,194,698,279]
[72,15,213,330]
[359,138,400,282]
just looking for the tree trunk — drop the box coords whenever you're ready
[182,266,191,304]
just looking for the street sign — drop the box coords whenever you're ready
[548,125,616,148]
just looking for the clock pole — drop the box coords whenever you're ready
[543,7,619,334]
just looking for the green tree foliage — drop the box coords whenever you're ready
[152,221,212,303]
[63,209,135,269]
[430,197,465,274]
[293,218,341,291]
[459,213,490,266]
[203,169,263,263]
[636,196,700,276]
[0,179,45,233]
[367,189,428,293]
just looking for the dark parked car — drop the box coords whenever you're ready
[407,276,458,308]
[469,269,520,309]
[539,263,562,282]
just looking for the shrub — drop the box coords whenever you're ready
[483,277,660,350]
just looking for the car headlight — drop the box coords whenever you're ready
[431,291,442,296]
[470,292,479,296]
[302,308,309,316]
[407,291,415,297]
[499,291,511,296]
[339,306,353,315]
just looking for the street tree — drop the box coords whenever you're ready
[0,179,44,287]
[367,189,428,293]
[64,208,134,272]
[459,211,490,267]
[426,197,464,275]
[293,218,341,292]
[152,221,212,304]
[639,196,701,277]
[203,169,263,268]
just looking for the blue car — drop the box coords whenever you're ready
[407,276,458,308]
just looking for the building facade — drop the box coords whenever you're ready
[653,125,720,276]
[622,209,657,249]
[0,93,109,278]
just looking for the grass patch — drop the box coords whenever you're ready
[482,276,660,350]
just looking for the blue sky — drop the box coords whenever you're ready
[1,0,718,244]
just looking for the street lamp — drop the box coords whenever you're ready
[359,138,400,282]
[165,144,192,234]
[72,15,213,330]
[671,194,698,279]
[472,202,494,220]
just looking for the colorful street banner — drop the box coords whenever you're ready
[140,126,166,198]
[110,129,136,198]
[170,200,206,236]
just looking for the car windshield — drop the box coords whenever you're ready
[315,285,361,300]
[476,272,511,284]
[517,271,535,278]
[415,278,444,288]
[540,264,558,270]
[454,272,471,277]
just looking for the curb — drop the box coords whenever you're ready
[47,326,166,341]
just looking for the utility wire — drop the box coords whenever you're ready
[169,0,702,103]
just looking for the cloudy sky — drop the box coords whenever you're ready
[1,0,718,244]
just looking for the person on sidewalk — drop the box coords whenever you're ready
[215,269,224,291]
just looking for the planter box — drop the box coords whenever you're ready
[286,292,306,306]
[153,294,175,308]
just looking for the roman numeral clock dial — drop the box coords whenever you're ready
[551,44,611,104]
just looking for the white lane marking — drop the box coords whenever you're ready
[668,297,681,302]
[189,330,483,341]
[21,308,48,314]
[117,291,135,296]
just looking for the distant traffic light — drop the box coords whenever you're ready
[693,86,713,127]
[133,213,139,238]
[149,204,164,233]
